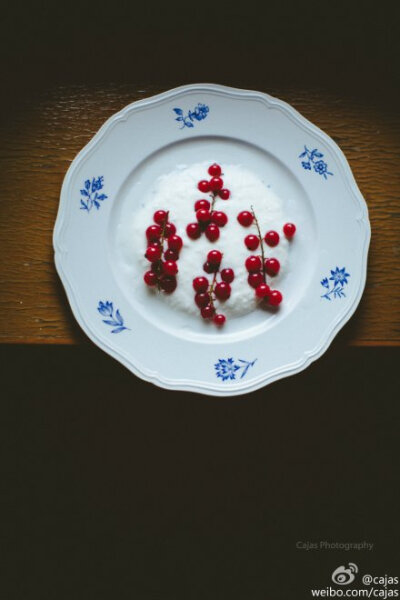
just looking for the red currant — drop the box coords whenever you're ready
[144,270,157,286]
[162,260,178,276]
[220,268,234,283]
[283,223,296,238]
[218,188,230,200]
[269,290,283,306]
[194,199,211,211]
[244,234,260,251]
[159,275,177,293]
[265,258,280,276]
[193,277,209,293]
[237,211,253,227]
[208,163,222,177]
[248,272,264,288]
[209,177,223,191]
[164,249,179,261]
[167,235,183,251]
[164,222,176,238]
[245,255,262,272]
[198,180,210,193]
[195,293,210,308]
[207,250,222,265]
[255,283,270,299]
[215,282,231,300]
[205,223,220,241]
[201,305,215,319]
[213,314,226,326]
[186,223,201,239]
[196,208,211,223]
[145,245,161,261]
[264,230,279,247]
[146,224,162,242]
[203,261,218,274]
[211,211,228,227]
[153,210,168,225]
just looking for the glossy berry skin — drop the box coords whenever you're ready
[201,305,215,319]
[211,211,228,227]
[196,208,211,223]
[167,235,183,251]
[146,225,162,242]
[208,163,222,177]
[209,177,223,191]
[215,282,231,300]
[220,268,234,283]
[205,223,220,242]
[194,199,211,211]
[245,255,262,272]
[207,250,223,265]
[248,272,264,288]
[145,245,161,261]
[269,290,283,306]
[193,277,209,293]
[186,222,201,239]
[195,293,210,308]
[153,210,168,225]
[213,314,226,326]
[218,188,230,200]
[164,249,179,261]
[144,270,157,286]
[203,261,218,274]
[283,222,296,238]
[162,260,178,276]
[164,222,176,238]
[237,211,253,227]
[265,258,280,276]
[264,230,280,247]
[255,283,270,299]
[159,275,177,293]
[244,234,260,251]
[198,180,210,193]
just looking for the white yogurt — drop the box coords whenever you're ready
[125,162,290,319]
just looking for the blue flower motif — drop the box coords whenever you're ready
[313,160,329,176]
[320,267,350,300]
[302,161,311,170]
[329,266,350,286]
[80,176,108,212]
[191,103,209,121]
[173,103,210,129]
[321,277,329,289]
[214,358,257,381]
[97,300,129,333]
[299,146,333,179]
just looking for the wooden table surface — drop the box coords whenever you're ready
[0,83,399,345]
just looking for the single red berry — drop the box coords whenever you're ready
[153,210,168,225]
[208,163,222,177]
[215,282,231,300]
[207,250,223,265]
[195,293,210,308]
[245,255,262,272]
[269,290,283,306]
[211,211,228,227]
[196,208,211,223]
[218,188,230,200]
[168,235,183,251]
[145,245,161,261]
[193,277,209,293]
[162,260,178,276]
[283,223,296,238]
[186,222,201,239]
[255,283,270,299]
[164,222,176,238]
[209,177,223,191]
[146,224,162,242]
[244,234,260,251]
[220,268,234,283]
[201,304,215,319]
[213,314,226,326]
[265,258,280,276]
[198,180,210,193]
[194,199,211,211]
[159,275,177,293]
[164,248,179,261]
[264,230,279,247]
[237,211,253,226]
[205,223,220,242]
[144,270,157,286]
[203,261,218,274]
[248,272,263,288]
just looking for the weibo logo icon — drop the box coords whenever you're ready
[331,563,358,585]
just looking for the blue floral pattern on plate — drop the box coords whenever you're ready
[299,146,333,179]
[80,176,108,212]
[321,267,350,300]
[215,358,257,381]
[173,103,209,129]
[97,301,129,333]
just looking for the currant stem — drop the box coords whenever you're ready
[208,270,219,310]
[156,211,169,292]
[210,192,218,212]
[250,205,267,283]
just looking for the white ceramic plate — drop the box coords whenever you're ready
[53,84,370,396]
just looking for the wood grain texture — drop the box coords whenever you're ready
[0,84,399,345]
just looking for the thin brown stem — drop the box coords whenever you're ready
[250,205,267,283]
[207,270,219,310]
[210,192,218,212]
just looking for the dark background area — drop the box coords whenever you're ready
[1,1,399,598]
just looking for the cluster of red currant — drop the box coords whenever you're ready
[186,163,230,242]
[192,250,234,326]
[143,210,183,293]
[237,208,296,306]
